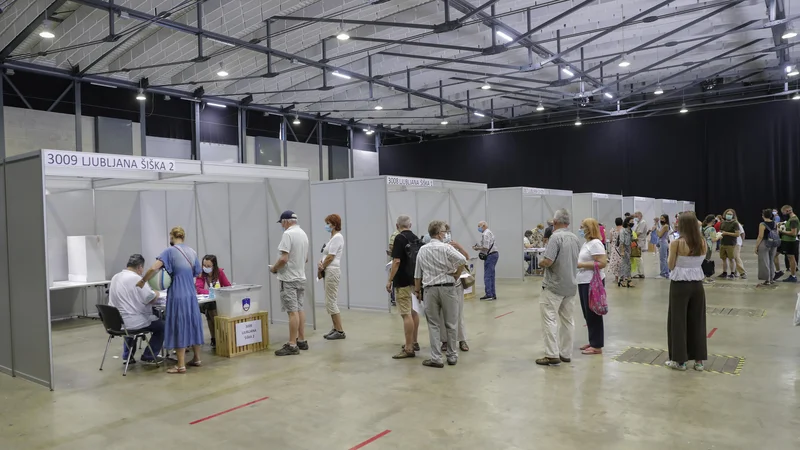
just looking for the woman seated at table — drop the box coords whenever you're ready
[195,254,231,348]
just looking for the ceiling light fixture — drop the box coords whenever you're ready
[561,67,574,77]
[331,71,351,79]
[496,31,513,42]
[373,103,383,110]
[603,92,613,99]
[481,82,491,90]
[474,111,485,117]
[618,54,631,68]
[536,102,545,111]
[440,120,448,125]
[292,115,300,125]
[135,88,146,101]
[365,128,374,135]
[336,30,350,41]
[575,117,582,126]
[654,85,664,95]
[790,69,800,77]
[793,92,800,100]
[207,102,227,108]
[782,28,797,40]
[39,21,55,39]
[680,104,688,113]
[216,62,228,78]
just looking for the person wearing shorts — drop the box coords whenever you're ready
[271,210,310,356]
[387,215,420,359]
[778,205,800,282]
[718,209,740,279]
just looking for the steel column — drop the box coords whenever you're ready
[191,103,200,160]
[348,127,354,178]
[317,122,323,181]
[238,108,246,163]
[74,81,82,151]
[139,95,147,156]
[47,83,74,112]
[280,118,287,166]
[196,0,204,59]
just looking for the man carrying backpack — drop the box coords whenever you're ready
[778,205,800,283]
[387,215,421,359]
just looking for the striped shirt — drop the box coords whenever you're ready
[481,228,498,253]
[415,239,467,287]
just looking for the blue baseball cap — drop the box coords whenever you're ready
[278,210,297,222]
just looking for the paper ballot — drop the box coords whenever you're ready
[412,293,422,315]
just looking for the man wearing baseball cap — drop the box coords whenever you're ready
[270,210,310,356]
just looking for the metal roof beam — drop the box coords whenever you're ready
[0,0,69,60]
[271,16,436,31]
[766,0,790,64]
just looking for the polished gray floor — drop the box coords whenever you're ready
[1,243,799,449]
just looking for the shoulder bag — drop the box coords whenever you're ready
[479,243,494,260]
[589,261,608,315]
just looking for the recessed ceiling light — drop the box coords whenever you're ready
[336,30,350,41]
[496,31,513,42]
[440,120,448,125]
[536,102,545,111]
[481,82,491,90]
[135,88,146,101]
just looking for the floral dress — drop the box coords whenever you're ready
[608,227,622,279]
[531,229,544,248]
[619,228,632,279]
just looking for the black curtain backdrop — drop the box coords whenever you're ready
[380,100,800,236]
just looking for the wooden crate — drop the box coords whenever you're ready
[215,312,269,358]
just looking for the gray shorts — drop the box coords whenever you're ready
[280,280,305,313]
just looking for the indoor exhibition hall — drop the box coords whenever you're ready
[0,0,799,449]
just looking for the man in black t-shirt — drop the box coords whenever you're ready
[386,214,420,358]
[543,220,554,244]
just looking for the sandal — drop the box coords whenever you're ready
[187,360,202,367]
[581,348,603,355]
[166,366,186,374]
[580,344,591,351]
[459,341,469,352]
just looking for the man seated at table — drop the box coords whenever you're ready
[108,254,164,364]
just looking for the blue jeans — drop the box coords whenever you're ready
[659,244,670,278]
[122,319,165,361]
[484,252,499,297]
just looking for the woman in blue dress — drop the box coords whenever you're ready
[138,226,203,374]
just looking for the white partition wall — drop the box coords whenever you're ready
[573,193,623,234]
[658,199,682,222]
[488,187,573,280]
[623,197,657,223]
[0,162,12,376]
[681,201,696,212]
[312,176,487,310]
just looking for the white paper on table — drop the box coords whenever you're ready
[412,292,423,315]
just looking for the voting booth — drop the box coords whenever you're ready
[657,199,682,223]
[0,149,315,390]
[623,197,657,223]
[310,175,487,311]
[488,187,573,280]
[681,201,696,213]
[572,193,623,235]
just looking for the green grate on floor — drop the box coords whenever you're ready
[706,306,765,317]
[613,347,745,375]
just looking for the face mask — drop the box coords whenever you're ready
[324,224,332,233]
[660,220,667,225]
[578,229,585,238]
[773,211,778,216]
[477,227,483,233]
[443,232,452,243]
[725,214,733,220]
[203,267,213,274]
[634,218,639,224]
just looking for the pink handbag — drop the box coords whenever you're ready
[589,261,608,315]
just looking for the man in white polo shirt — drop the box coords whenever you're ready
[271,210,310,356]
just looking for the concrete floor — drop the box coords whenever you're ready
[1,243,799,449]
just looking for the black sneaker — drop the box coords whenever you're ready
[717,272,728,278]
[210,338,216,349]
[323,329,336,339]
[122,356,136,365]
[774,271,784,281]
[140,355,165,365]
[296,340,309,351]
[275,343,300,356]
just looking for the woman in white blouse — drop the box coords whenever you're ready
[318,214,345,340]
[576,218,608,355]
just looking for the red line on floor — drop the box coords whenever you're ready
[707,328,717,339]
[494,311,515,319]
[189,396,270,425]
[349,430,391,450]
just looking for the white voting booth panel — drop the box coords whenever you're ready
[681,201,696,212]
[658,199,682,222]
[311,176,486,310]
[488,187,573,280]
[1,150,315,390]
[572,193,623,235]
[623,197,657,223]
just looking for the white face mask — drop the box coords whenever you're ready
[203,267,213,274]
[443,232,452,243]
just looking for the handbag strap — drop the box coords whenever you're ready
[173,245,194,267]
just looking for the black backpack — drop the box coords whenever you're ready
[402,231,423,279]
